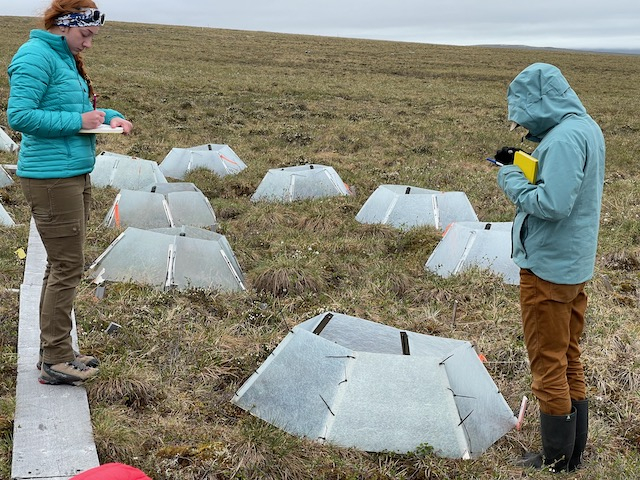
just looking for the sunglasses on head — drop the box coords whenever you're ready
[87,8,105,26]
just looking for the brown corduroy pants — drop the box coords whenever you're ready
[20,174,91,365]
[520,269,588,416]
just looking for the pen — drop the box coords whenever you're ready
[92,94,97,110]
[486,157,504,167]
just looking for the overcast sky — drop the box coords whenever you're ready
[2,0,640,51]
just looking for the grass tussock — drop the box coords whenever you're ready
[2,15,640,479]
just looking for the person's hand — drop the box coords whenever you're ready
[494,146,522,166]
[110,117,133,135]
[81,110,106,129]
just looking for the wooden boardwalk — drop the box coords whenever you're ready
[11,219,99,480]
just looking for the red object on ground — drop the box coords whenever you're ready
[71,463,152,480]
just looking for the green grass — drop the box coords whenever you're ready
[2,16,640,479]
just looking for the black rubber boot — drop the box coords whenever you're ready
[568,399,588,471]
[518,408,576,473]
[540,408,577,473]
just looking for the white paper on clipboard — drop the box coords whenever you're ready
[79,125,124,134]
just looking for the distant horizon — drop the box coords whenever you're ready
[1,0,639,54]
[2,13,639,57]
[472,43,640,56]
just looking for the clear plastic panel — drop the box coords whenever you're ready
[442,343,518,458]
[172,235,244,291]
[327,352,467,456]
[0,202,15,226]
[234,314,516,457]
[87,227,170,285]
[91,152,167,190]
[252,164,350,202]
[356,185,477,231]
[425,222,518,284]
[0,166,14,187]
[233,329,354,440]
[167,191,217,229]
[298,311,465,355]
[104,190,170,229]
[159,144,247,179]
[151,225,219,241]
[147,182,200,194]
[87,227,243,291]
[110,158,167,191]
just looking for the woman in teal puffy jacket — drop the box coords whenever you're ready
[7,0,133,386]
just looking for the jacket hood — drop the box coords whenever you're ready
[507,63,586,141]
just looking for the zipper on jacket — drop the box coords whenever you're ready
[519,214,529,259]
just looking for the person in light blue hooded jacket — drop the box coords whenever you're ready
[495,63,604,473]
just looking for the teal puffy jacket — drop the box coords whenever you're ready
[7,30,124,179]
[497,63,605,285]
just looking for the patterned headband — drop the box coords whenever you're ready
[54,8,105,27]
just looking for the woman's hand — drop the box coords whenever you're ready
[81,110,106,129]
[110,117,133,135]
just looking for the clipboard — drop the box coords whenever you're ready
[79,125,124,134]
[514,151,538,183]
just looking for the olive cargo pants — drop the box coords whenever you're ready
[20,174,91,365]
[520,269,588,416]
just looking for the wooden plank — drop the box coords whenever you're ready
[12,220,99,480]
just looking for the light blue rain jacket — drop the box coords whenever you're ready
[497,63,605,285]
[7,30,124,179]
